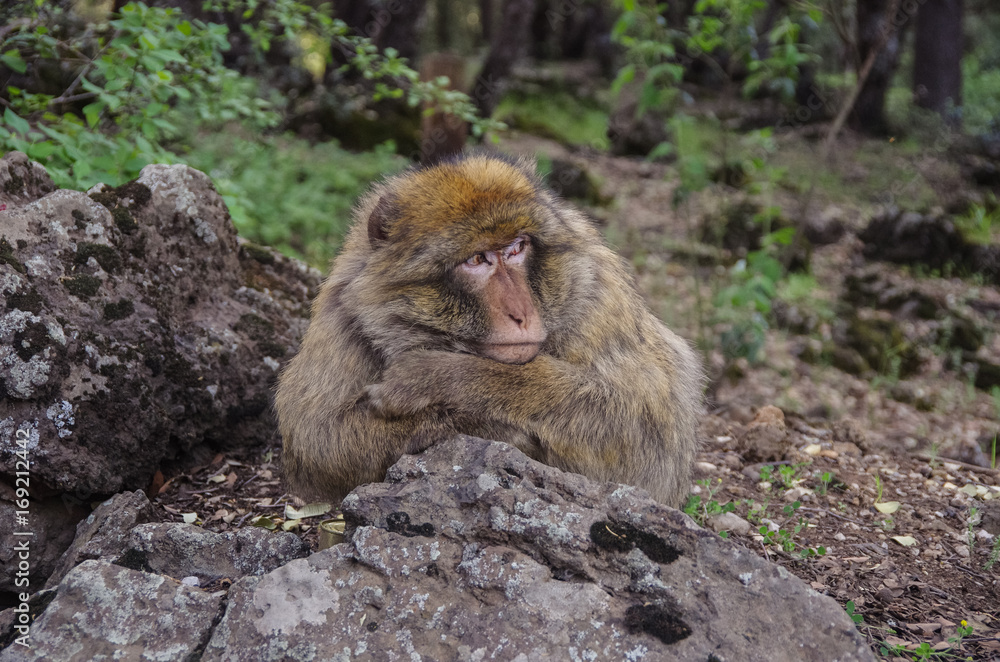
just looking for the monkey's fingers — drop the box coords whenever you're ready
[363,382,435,419]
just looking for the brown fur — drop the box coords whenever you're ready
[275,153,704,506]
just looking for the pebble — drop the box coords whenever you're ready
[784,487,812,502]
[181,576,200,587]
[955,545,970,558]
[834,532,846,541]
[694,461,718,473]
[707,512,752,536]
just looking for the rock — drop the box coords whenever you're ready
[545,159,606,205]
[0,495,85,598]
[841,315,921,377]
[44,490,158,590]
[859,208,1000,283]
[832,419,870,454]
[0,151,56,208]
[888,381,935,412]
[122,522,310,584]
[707,512,752,535]
[803,206,847,245]
[204,437,875,661]
[978,501,1000,535]
[737,405,792,462]
[0,560,222,662]
[607,82,672,158]
[859,210,966,270]
[0,153,320,592]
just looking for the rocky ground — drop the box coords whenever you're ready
[152,132,1000,660]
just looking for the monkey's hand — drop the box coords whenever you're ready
[364,350,459,418]
[366,349,570,422]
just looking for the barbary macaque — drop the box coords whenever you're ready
[275,153,703,506]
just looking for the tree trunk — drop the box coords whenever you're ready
[332,0,428,61]
[472,0,537,119]
[849,0,905,135]
[913,0,963,124]
[479,0,494,44]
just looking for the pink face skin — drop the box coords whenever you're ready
[457,235,546,364]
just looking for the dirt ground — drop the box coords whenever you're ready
[153,132,1000,661]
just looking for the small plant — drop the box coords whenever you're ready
[816,471,834,496]
[968,506,979,557]
[745,498,770,525]
[880,619,975,661]
[776,461,810,489]
[985,536,1000,571]
[683,478,736,527]
[759,464,775,485]
[845,600,864,625]
[758,500,822,557]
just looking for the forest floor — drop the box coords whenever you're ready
[153,128,1000,661]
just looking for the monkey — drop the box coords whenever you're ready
[275,152,704,507]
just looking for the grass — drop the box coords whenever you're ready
[182,132,406,270]
[494,89,610,149]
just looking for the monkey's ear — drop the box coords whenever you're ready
[368,194,397,247]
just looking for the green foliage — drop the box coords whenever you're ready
[1,1,499,193]
[955,198,1000,244]
[986,536,1000,572]
[185,134,404,269]
[1,2,275,188]
[683,478,736,527]
[494,90,610,149]
[714,248,784,362]
[612,0,819,108]
[816,470,834,496]
[845,600,864,625]
[879,619,976,660]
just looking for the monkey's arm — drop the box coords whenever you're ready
[365,348,638,436]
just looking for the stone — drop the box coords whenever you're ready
[204,437,875,662]
[0,152,320,593]
[44,490,158,590]
[123,522,310,584]
[737,405,792,462]
[707,512,752,536]
[0,561,222,662]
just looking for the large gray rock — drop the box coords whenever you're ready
[0,152,320,594]
[123,522,310,584]
[205,436,875,661]
[0,560,222,662]
[44,490,158,589]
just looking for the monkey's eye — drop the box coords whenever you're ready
[505,236,528,259]
[466,252,490,267]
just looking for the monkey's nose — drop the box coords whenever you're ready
[509,314,525,327]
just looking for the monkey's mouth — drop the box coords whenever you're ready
[478,342,542,365]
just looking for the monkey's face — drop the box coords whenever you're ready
[453,233,546,364]
[358,155,559,365]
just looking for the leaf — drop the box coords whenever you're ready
[26,141,56,159]
[285,502,332,520]
[252,515,277,530]
[182,512,198,524]
[874,501,901,514]
[3,108,31,136]
[890,535,917,547]
[177,20,192,36]
[1,50,27,74]
[959,484,979,497]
